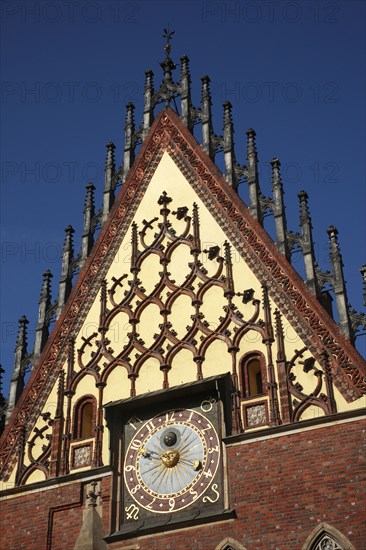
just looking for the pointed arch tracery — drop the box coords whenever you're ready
[7,191,346,484]
[215,537,246,550]
[72,194,268,397]
[302,522,356,550]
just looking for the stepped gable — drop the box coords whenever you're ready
[0,106,365,480]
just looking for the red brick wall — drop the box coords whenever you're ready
[1,475,111,550]
[226,419,365,549]
[112,419,365,549]
[1,419,365,549]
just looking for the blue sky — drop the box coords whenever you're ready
[1,0,365,394]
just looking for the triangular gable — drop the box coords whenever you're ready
[1,107,365,479]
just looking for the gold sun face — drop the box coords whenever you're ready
[161,450,180,468]
[123,408,221,514]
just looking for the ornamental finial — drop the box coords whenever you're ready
[163,27,175,56]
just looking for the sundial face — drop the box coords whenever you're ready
[124,407,221,514]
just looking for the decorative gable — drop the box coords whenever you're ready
[1,107,365,486]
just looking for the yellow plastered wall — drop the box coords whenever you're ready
[6,151,365,486]
[74,152,364,414]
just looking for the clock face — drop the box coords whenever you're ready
[124,408,221,514]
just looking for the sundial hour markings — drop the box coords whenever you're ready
[126,408,220,513]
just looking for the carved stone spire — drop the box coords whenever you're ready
[143,70,154,139]
[33,270,53,361]
[361,265,366,307]
[81,183,96,266]
[271,159,290,260]
[327,225,352,340]
[123,103,135,180]
[223,101,236,189]
[180,55,192,131]
[298,190,320,297]
[200,76,213,157]
[246,128,262,223]
[7,316,29,421]
[102,141,116,223]
[57,226,75,318]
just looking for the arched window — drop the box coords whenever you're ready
[215,538,246,550]
[73,396,96,439]
[312,536,342,550]
[302,522,355,550]
[80,402,93,437]
[240,352,266,398]
[248,358,263,396]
